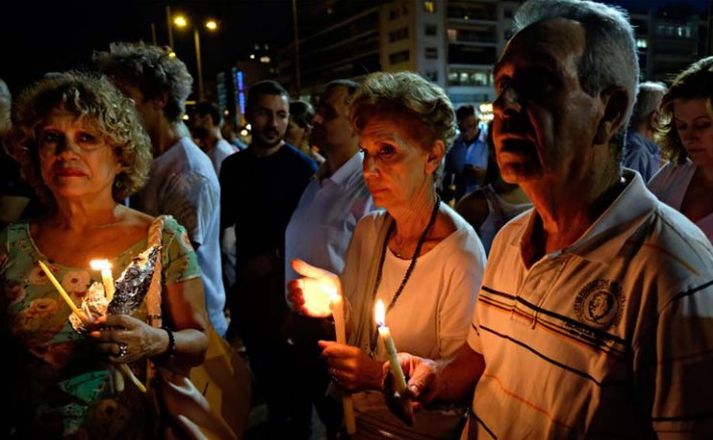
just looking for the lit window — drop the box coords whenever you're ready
[260,56,271,63]
[424,1,436,13]
[636,38,647,49]
[447,28,457,42]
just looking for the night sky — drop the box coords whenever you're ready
[0,0,710,97]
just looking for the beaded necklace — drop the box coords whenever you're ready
[368,195,441,356]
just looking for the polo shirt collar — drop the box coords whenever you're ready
[512,170,658,264]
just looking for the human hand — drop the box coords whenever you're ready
[89,314,167,364]
[393,352,439,404]
[319,340,384,392]
[286,259,341,318]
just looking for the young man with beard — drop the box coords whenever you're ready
[219,80,316,438]
[396,0,713,437]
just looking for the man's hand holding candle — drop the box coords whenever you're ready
[287,259,342,318]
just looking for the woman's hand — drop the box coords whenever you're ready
[319,340,384,392]
[90,314,167,364]
[286,259,341,318]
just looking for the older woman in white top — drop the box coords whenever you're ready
[287,72,486,438]
[648,57,713,243]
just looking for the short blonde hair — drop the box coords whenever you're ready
[350,72,457,150]
[657,56,713,164]
[7,71,152,208]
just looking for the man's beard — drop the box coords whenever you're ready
[254,129,283,148]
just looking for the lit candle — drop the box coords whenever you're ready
[375,299,408,395]
[329,289,356,434]
[37,260,88,323]
[90,259,115,302]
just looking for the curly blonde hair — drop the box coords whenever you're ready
[350,72,457,151]
[657,56,713,164]
[7,71,152,208]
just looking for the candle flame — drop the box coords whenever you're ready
[89,259,111,271]
[327,286,339,302]
[375,299,385,326]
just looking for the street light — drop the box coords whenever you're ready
[172,14,219,101]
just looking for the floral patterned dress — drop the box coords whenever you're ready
[0,216,200,438]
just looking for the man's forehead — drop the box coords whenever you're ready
[323,86,349,106]
[495,18,585,74]
[256,93,288,108]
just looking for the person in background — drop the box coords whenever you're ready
[288,72,485,439]
[456,121,531,254]
[443,104,488,203]
[1,71,209,438]
[396,0,713,437]
[191,101,239,176]
[648,57,713,243]
[221,118,247,151]
[284,79,375,439]
[624,81,667,181]
[0,78,34,229]
[286,100,325,164]
[96,43,228,337]
[220,79,316,438]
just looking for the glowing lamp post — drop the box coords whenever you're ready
[172,14,219,100]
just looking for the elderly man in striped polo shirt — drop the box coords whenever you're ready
[397,0,713,437]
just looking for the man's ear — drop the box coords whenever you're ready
[426,140,445,174]
[594,86,629,146]
[152,92,168,111]
[648,110,660,131]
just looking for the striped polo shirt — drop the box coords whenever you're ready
[465,171,713,438]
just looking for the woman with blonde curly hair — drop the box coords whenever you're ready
[0,71,209,437]
[287,72,486,438]
[648,56,713,243]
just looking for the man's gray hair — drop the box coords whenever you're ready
[631,81,667,124]
[514,0,639,151]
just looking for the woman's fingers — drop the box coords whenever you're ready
[292,259,332,278]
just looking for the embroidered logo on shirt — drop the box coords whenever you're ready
[574,279,623,329]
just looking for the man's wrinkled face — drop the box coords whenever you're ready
[248,93,289,149]
[311,86,355,154]
[492,18,601,186]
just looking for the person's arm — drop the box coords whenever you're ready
[398,343,485,404]
[644,276,713,436]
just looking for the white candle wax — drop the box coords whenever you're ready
[330,291,356,434]
[38,260,87,323]
[90,259,115,302]
[378,324,408,395]
[374,299,408,395]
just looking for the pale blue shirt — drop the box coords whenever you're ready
[133,136,228,336]
[284,151,375,286]
[444,123,489,200]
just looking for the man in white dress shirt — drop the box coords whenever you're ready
[284,79,374,439]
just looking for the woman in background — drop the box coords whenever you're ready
[649,56,713,243]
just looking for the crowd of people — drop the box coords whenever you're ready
[1,0,712,438]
